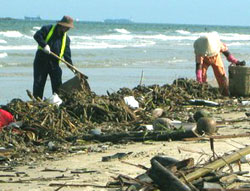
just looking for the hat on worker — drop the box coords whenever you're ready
[57,16,74,28]
[194,32,222,57]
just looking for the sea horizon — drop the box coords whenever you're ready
[1,16,250,28]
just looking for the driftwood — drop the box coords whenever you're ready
[148,159,191,191]
[180,146,250,183]
[183,133,250,141]
[49,183,109,188]
[82,129,198,143]
[150,155,194,172]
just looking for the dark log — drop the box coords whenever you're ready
[150,155,194,172]
[168,158,194,172]
[151,155,180,167]
[82,128,198,143]
[148,159,191,191]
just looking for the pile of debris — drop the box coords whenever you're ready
[0,78,225,161]
[108,146,250,191]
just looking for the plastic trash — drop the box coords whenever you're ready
[46,93,62,106]
[124,96,139,109]
[145,125,154,131]
[188,99,219,106]
[90,128,102,135]
[48,141,57,151]
[241,101,250,106]
[170,120,182,125]
[7,121,23,128]
[240,154,250,163]
[153,118,173,131]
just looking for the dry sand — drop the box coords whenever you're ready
[0,108,250,191]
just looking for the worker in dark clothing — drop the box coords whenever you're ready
[33,15,74,99]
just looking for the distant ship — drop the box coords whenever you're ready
[24,16,42,21]
[104,19,133,24]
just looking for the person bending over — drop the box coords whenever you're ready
[194,33,245,96]
[33,15,74,99]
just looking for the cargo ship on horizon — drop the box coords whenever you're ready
[24,16,42,21]
[104,18,133,24]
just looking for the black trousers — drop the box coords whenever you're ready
[33,51,62,99]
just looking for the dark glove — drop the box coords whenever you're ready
[236,60,246,66]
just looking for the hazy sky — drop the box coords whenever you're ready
[2,0,250,26]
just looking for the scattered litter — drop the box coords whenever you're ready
[241,100,250,106]
[45,93,62,106]
[102,152,133,162]
[188,99,219,106]
[124,96,139,109]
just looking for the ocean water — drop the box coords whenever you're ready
[1,19,250,104]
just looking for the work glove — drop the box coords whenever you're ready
[236,60,246,66]
[196,69,202,83]
[43,45,50,54]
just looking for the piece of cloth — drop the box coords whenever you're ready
[33,25,73,99]
[0,109,14,130]
[196,69,202,83]
[227,54,238,64]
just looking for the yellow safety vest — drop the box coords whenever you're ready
[38,25,67,61]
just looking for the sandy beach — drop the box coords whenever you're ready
[1,100,250,191]
[1,2,250,191]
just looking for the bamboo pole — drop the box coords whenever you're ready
[183,133,250,141]
[180,146,250,183]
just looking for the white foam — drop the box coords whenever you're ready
[219,33,250,41]
[176,30,190,35]
[0,31,23,38]
[7,63,19,66]
[0,39,7,44]
[95,34,133,41]
[30,30,36,34]
[114,28,131,34]
[0,45,36,50]
[71,39,155,49]
[33,26,41,30]
[192,31,250,41]
[71,36,93,40]
[135,34,197,41]
[0,52,7,58]
[226,42,250,46]
[71,42,126,49]
[130,40,155,47]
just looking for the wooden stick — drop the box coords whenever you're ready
[148,159,191,191]
[139,70,144,86]
[210,138,216,160]
[180,146,250,183]
[50,51,88,79]
[49,183,109,188]
[121,160,148,170]
[177,147,210,156]
[183,133,250,141]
